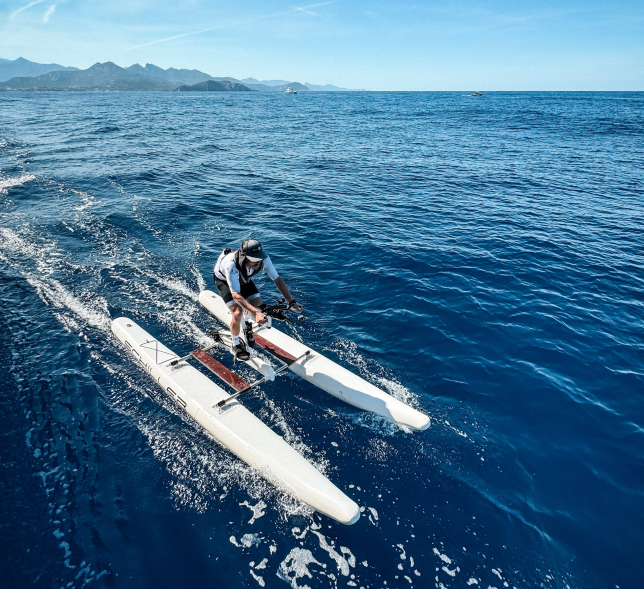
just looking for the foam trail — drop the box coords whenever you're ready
[26,276,111,330]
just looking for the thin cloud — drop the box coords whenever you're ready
[293,2,336,17]
[43,4,55,23]
[128,25,228,50]
[294,8,320,17]
[127,1,337,50]
[10,0,46,18]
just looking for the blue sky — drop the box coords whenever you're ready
[1,0,642,90]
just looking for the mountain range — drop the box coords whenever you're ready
[243,81,311,92]
[0,57,364,92]
[304,82,366,92]
[176,80,253,92]
[0,62,177,91]
[0,57,78,82]
[242,78,364,92]
[241,78,293,86]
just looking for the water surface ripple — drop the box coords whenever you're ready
[1,91,642,589]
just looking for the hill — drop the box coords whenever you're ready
[176,80,253,92]
[0,57,77,82]
[304,82,366,91]
[242,78,363,91]
[241,78,292,87]
[244,81,310,92]
[127,64,214,86]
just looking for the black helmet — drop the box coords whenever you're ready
[240,239,267,262]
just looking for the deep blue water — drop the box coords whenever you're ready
[1,91,642,589]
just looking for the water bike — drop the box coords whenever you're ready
[111,293,429,523]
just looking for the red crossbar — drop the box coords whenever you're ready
[253,334,298,365]
[190,349,249,392]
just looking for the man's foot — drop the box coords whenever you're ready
[232,342,250,361]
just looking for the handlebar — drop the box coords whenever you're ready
[261,299,306,323]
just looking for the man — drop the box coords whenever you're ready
[213,239,303,360]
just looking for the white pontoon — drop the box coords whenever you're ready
[111,317,360,524]
[199,290,430,431]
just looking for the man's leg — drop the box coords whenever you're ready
[231,283,261,359]
[246,295,263,309]
[243,281,262,321]
[229,303,242,336]
[227,304,251,360]
[213,277,253,359]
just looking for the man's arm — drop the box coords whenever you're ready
[273,277,303,313]
[231,292,267,324]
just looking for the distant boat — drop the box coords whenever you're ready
[285,87,297,94]
[469,91,483,97]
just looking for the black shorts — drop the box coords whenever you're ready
[214,276,260,307]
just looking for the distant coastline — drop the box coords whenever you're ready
[0,57,365,92]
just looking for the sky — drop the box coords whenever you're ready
[1,0,643,90]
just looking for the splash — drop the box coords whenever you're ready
[240,500,267,524]
[0,174,35,194]
[325,337,425,415]
[277,548,325,589]
[310,530,355,577]
[230,533,262,548]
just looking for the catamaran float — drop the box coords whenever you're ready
[199,290,430,431]
[111,317,360,524]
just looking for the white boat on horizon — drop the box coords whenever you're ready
[285,87,297,94]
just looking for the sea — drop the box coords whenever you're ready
[0,91,642,589]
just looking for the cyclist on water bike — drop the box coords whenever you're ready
[213,239,303,360]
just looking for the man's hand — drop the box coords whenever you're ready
[288,300,303,314]
[255,310,268,325]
